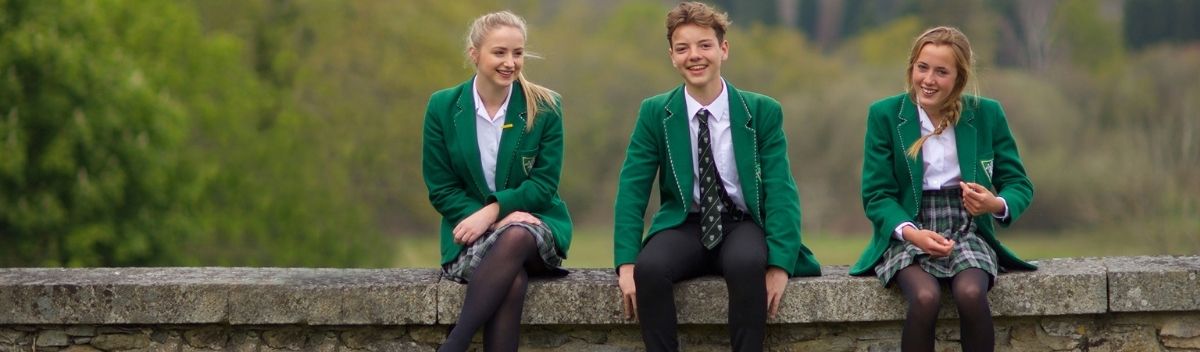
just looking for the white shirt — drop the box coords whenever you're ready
[685,79,747,213]
[917,105,961,190]
[893,105,1009,240]
[472,76,512,193]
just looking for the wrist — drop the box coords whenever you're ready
[900,225,918,241]
[618,264,635,277]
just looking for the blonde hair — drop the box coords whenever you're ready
[465,11,559,130]
[666,2,732,44]
[904,26,979,159]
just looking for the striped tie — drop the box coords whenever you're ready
[696,109,733,249]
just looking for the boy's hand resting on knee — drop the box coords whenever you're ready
[765,266,788,319]
[901,226,955,257]
[618,264,637,321]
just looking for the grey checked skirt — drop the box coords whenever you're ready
[874,187,999,287]
[442,221,567,284]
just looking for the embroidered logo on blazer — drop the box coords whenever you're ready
[522,156,536,175]
[981,159,994,181]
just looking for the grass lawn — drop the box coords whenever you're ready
[393,226,1198,268]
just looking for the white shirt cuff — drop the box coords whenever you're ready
[991,197,1010,220]
[893,222,916,241]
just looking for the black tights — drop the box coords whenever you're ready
[895,265,993,352]
[439,227,543,352]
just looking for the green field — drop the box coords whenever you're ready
[393,226,1199,268]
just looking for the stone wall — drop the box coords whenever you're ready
[1,256,1197,351]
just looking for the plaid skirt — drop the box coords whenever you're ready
[442,221,567,284]
[874,187,999,287]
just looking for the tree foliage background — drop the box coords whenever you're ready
[2,0,1197,267]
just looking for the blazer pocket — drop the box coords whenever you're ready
[519,147,539,176]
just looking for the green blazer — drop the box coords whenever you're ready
[422,78,572,265]
[850,93,1035,276]
[613,82,820,276]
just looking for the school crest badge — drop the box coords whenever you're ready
[981,159,994,181]
[522,156,536,175]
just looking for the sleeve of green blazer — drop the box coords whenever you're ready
[754,99,810,275]
[860,100,913,247]
[612,99,661,267]
[422,91,483,224]
[983,100,1033,226]
[487,100,565,217]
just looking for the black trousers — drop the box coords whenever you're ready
[633,213,769,352]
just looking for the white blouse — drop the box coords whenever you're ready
[472,77,512,193]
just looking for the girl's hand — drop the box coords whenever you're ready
[453,203,500,245]
[901,226,955,257]
[495,211,542,229]
[960,182,1003,216]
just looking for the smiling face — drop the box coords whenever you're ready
[470,25,524,91]
[909,43,959,112]
[669,23,728,95]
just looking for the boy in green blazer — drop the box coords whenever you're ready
[612,3,819,351]
[850,27,1034,351]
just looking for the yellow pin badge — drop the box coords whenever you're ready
[503,123,514,129]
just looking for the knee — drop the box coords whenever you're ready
[909,287,941,312]
[494,227,535,249]
[953,283,988,306]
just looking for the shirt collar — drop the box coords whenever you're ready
[917,104,934,133]
[685,78,729,122]
[472,76,513,122]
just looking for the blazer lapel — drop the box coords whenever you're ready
[727,83,762,220]
[663,86,695,206]
[454,79,491,197]
[494,83,527,190]
[955,99,978,183]
[897,96,923,205]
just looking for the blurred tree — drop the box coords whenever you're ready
[1052,0,1125,74]
[0,0,390,267]
[0,0,196,266]
[189,0,493,238]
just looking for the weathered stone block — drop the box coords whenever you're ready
[776,335,855,352]
[227,269,438,325]
[91,333,150,351]
[339,327,406,350]
[262,327,310,351]
[63,327,94,337]
[406,326,446,345]
[991,258,1108,316]
[1161,316,1200,338]
[1106,256,1200,312]
[227,331,259,352]
[183,326,227,349]
[0,329,26,345]
[35,330,69,347]
[306,331,338,352]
